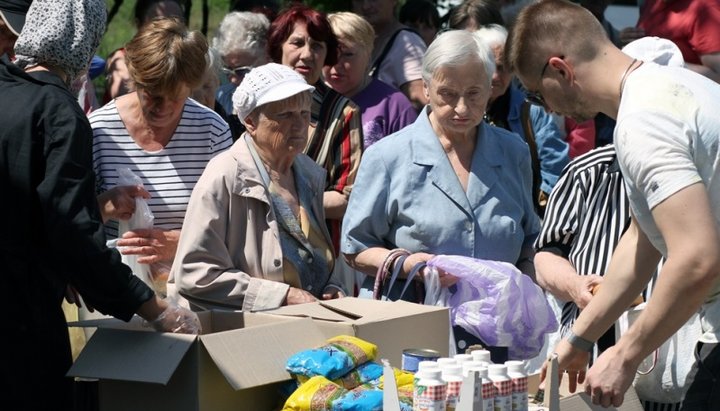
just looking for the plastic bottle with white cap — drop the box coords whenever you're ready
[464,365,494,411]
[505,360,529,411]
[453,353,473,365]
[414,368,447,411]
[470,349,492,364]
[441,364,463,411]
[415,360,440,387]
[436,357,457,368]
[488,364,512,411]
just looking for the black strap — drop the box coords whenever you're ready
[369,27,419,79]
[520,100,544,217]
[382,254,410,301]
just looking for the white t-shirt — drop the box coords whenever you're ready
[375,30,426,90]
[615,62,720,342]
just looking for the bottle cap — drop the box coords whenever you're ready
[418,361,439,372]
[436,357,457,367]
[471,350,491,363]
[441,364,463,377]
[453,353,473,363]
[487,364,508,377]
[505,360,526,374]
[421,369,442,381]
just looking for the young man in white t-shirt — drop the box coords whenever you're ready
[506,0,720,409]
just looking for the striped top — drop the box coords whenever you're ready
[90,98,232,238]
[306,81,363,250]
[534,145,630,331]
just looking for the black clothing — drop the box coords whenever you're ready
[0,60,154,411]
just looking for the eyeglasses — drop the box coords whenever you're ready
[222,66,253,80]
[525,56,562,107]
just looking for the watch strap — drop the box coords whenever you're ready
[567,330,594,352]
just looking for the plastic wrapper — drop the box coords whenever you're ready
[286,335,377,380]
[331,387,383,411]
[426,255,559,359]
[107,168,167,296]
[282,376,346,411]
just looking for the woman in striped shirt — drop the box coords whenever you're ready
[90,18,232,294]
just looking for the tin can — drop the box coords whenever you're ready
[402,348,442,372]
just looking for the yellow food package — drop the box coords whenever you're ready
[283,376,347,411]
[377,367,415,389]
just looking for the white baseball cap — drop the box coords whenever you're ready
[232,63,315,122]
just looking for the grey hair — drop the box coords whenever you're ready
[212,11,269,61]
[206,47,224,79]
[422,29,495,88]
[473,24,508,50]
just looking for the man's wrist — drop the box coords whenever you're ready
[566,330,595,352]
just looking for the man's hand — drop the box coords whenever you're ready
[584,344,639,407]
[540,338,590,393]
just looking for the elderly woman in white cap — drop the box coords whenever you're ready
[169,63,344,311]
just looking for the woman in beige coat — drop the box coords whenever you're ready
[168,63,344,311]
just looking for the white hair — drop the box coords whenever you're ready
[212,11,269,61]
[473,24,508,50]
[422,29,495,88]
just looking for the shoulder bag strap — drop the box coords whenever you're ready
[369,28,418,78]
[520,100,544,216]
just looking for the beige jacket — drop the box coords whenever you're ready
[168,136,333,311]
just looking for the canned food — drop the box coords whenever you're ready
[402,348,441,372]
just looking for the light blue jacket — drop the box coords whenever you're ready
[506,85,569,194]
[342,107,540,264]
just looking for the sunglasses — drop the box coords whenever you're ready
[526,56,562,107]
[222,66,253,80]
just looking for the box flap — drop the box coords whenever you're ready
[68,311,214,332]
[321,298,447,325]
[67,328,196,384]
[200,317,327,390]
[262,301,353,322]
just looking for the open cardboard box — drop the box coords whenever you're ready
[67,298,450,411]
[264,297,451,366]
[67,311,328,411]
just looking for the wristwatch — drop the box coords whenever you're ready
[566,330,594,352]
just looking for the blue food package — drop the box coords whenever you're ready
[337,362,384,389]
[331,388,383,411]
[286,335,377,380]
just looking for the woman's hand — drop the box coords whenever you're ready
[285,287,318,305]
[436,268,459,288]
[571,274,603,310]
[117,228,180,265]
[322,286,345,300]
[97,185,151,222]
[401,252,458,287]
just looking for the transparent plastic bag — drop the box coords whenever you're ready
[106,168,166,295]
[426,255,559,360]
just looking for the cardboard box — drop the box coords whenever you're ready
[67,311,329,411]
[527,356,644,411]
[67,298,450,411]
[264,297,451,366]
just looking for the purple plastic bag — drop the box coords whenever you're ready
[426,255,558,359]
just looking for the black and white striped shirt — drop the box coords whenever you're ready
[534,145,630,332]
[90,98,232,238]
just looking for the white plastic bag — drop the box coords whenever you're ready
[616,304,700,403]
[107,168,159,293]
[423,267,457,356]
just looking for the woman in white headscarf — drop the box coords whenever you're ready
[1,2,200,410]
